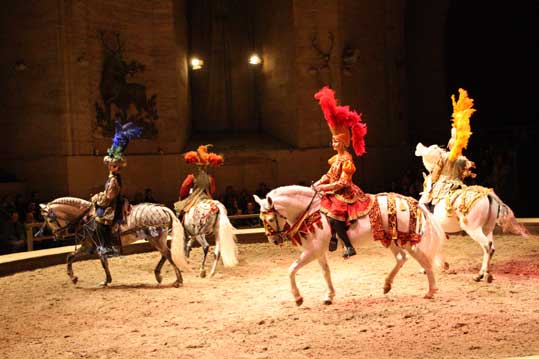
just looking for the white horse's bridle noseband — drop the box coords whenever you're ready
[259,206,289,245]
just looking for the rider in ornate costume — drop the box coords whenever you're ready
[422,88,477,210]
[174,144,224,220]
[91,121,142,256]
[313,86,369,258]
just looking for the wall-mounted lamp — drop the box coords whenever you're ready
[248,54,262,65]
[15,60,27,72]
[190,57,204,70]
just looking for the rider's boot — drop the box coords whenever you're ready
[96,222,115,256]
[328,225,338,252]
[329,218,356,258]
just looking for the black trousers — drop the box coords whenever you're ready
[95,222,113,248]
[329,218,354,248]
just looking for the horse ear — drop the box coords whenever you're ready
[253,194,262,206]
[39,204,47,210]
[267,196,273,207]
[415,143,426,156]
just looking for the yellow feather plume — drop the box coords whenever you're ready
[448,88,475,161]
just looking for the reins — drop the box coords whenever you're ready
[261,190,319,243]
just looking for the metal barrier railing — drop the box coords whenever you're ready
[24,213,263,251]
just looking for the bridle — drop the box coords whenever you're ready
[259,191,319,245]
[40,205,92,239]
[260,206,289,244]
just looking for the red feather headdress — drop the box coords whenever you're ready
[314,86,367,156]
[183,144,224,167]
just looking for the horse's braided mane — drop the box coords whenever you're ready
[50,197,92,208]
[270,185,312,198]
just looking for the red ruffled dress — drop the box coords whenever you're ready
[318,152,373,223]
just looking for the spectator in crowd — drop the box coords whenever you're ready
[255,182,270,199]
[132,191,144,205]
[0,210,26,254]
[144,188,156,203]
[237,188,251,213]
[221,185,238,215]
[243,201,261,227]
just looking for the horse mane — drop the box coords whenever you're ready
[267,185,319,216]
[49,197,92,209]
[269,185,313,198]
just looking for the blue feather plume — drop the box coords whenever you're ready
[107,121,142,159]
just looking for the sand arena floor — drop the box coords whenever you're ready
[1,233,539,359]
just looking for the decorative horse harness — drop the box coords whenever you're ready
[259,192,323,246]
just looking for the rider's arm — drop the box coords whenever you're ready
[179,174,195,199]
[317,160,355,192]
[92,176,120,207]
[210,175,216,195]
[313,174,329,187]
[105,176,120,201]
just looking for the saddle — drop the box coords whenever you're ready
[369,193,422,248]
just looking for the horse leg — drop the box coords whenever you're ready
[209,240,221,278]
[154,256,167,284]
[196,235,210,278]
[484,231,495,283]
[317,255,335,305]
[384,244,408,295]
[152,234,183,287]
[289,250,317,306]
[407,248,437,299]
[185,236,195,258]
[466,227,492,282]
[98,253,112,287]
[66,246,87,285]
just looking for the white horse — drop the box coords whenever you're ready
[253,185,447,305]
[415,143,529,282]
[181,199,239,278]
[39,197,190,287]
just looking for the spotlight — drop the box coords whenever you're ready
[248,54,262,65]
[190,57,204,70]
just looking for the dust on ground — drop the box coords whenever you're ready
[1,234,539,359]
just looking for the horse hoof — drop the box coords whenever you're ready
[443,262,450,270]
[71,277,78,285]
[99,281,109,287]
[424,289,437,299]
[486,273,494,283]
[295,297,304,306]
[173,281,182,288]
[155,274,163,284]
[200,270,206,278]
[323,299,332,305]
[383,285,392,294]
[473,274,484,282]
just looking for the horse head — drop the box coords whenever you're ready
[38,203,66,239]
[39,197,92,239]
[254,186,318,246]
[415,142,445,174]
[254,194,288,246]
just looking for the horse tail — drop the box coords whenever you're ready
[416,203,447,268]
[215,201,239,267]
[164,207,191,271]
[489,192,529,237]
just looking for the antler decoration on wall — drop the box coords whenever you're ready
[342,45,360,76]
[308,31,335,86]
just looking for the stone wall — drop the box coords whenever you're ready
[0,0,451,203]
[1,0,190,197]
